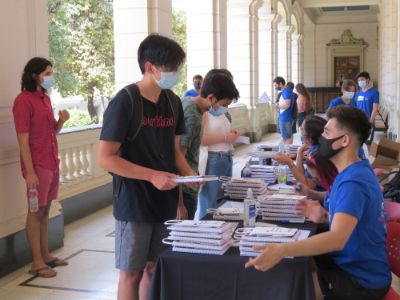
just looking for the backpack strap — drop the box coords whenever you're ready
[123,83,143,142]
[163,89,179,133]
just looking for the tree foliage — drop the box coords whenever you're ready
[172,9,187,97]
[48,0,114,123]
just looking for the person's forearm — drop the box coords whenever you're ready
[97,154,157,181]
[289,163,308,185]
[281,230,344,258]
[17,133,35,174]
[55,119,65,133]
[307,190,326,201]
[201,132,225,146]
[295,150,305,173]
[175,148,196,176]
[370,105,378,122]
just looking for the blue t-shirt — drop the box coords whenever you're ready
[183,89,199,97]
[278,87,294,122]
[328,160,391,289]
[327,96,355,111]
[355,87,379,118]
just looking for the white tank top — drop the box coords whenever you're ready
[205,112,233,152]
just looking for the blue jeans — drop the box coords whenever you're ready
[182,191,197,220]
[198,152,232,219]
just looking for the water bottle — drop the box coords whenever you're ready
[28,188,39,213]
[278,140,285,153]
[242,163,252,178]
[243,188,256,227]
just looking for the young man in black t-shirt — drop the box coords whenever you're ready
[97,34,195,300]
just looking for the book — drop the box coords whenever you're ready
[172,175,219,183]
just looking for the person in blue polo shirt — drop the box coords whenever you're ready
[355,71,380,144]
[246,105,391,300]
[355,71,379,123]
[183,74,203,97]
[273,76,294,144]
[327,79,357,111]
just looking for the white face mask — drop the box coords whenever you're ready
[153,69,180,90]
[343,92,354,100]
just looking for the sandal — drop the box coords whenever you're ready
[45,258,69,268]
[29,266,57,278]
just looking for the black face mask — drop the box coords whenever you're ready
[318,135,345,159]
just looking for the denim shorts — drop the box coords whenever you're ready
[279,120,293,140]
[115,221,168,272]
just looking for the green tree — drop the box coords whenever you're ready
[172,9,187,97]
[48,0,114,123]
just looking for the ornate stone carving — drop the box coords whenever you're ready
[327,30,368,46]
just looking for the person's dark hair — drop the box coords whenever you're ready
[341,79,357,92]
[21,57,52,92]
[327,106,371,146]
[205,68,234,80]
[193,74,203,81]
[303,115,327,145]
[306,152,338,191]
[355,71,370,80]
[295,83,311,101]
[273,76,285,85]
[137,34,186,74]
[286,82,294,89]
[200,72,239,102]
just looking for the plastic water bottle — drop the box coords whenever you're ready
[243,188,256,227]
[242,163,252,178]
[279,140,285,153]
[28,188,39,213]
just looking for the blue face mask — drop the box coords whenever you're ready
[343,92,354,100]
[194,82,201,89]
[209,106,228,117]
[41,75,54,90]
[358,80,367,88]
[155,71,180,89]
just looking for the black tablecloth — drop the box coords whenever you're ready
[149,222,317,300]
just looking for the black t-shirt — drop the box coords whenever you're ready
[100,88,186,222]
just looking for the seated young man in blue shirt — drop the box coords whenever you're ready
[246,105,391,300]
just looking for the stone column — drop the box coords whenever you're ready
[258,13,276,100]
[227,0,253,107]
[277,24,289,81]
[291,32,300,84]
[186,0,227,83]
[271,14,281,101]
[113,0,172,90]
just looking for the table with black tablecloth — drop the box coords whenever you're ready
[149,221,317,300]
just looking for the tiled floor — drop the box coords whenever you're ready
[0,131,398,299]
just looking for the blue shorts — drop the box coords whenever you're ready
[115,221,168,272]
[279,120,293,140]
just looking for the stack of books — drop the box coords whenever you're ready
[236,226,308,257]
[223,178,267,200]
[209,201,244,221]
[257,144,300,154]
[163,220,236,255]
[257,194,307,223]
[247,165,294,184]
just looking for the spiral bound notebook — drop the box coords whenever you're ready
[167,235,232,245]
[170,231,232,240]
[170,239,233,251]
[261,216,305,223]
[172,246,231,256]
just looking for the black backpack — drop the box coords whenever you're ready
[382,170,400,202]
